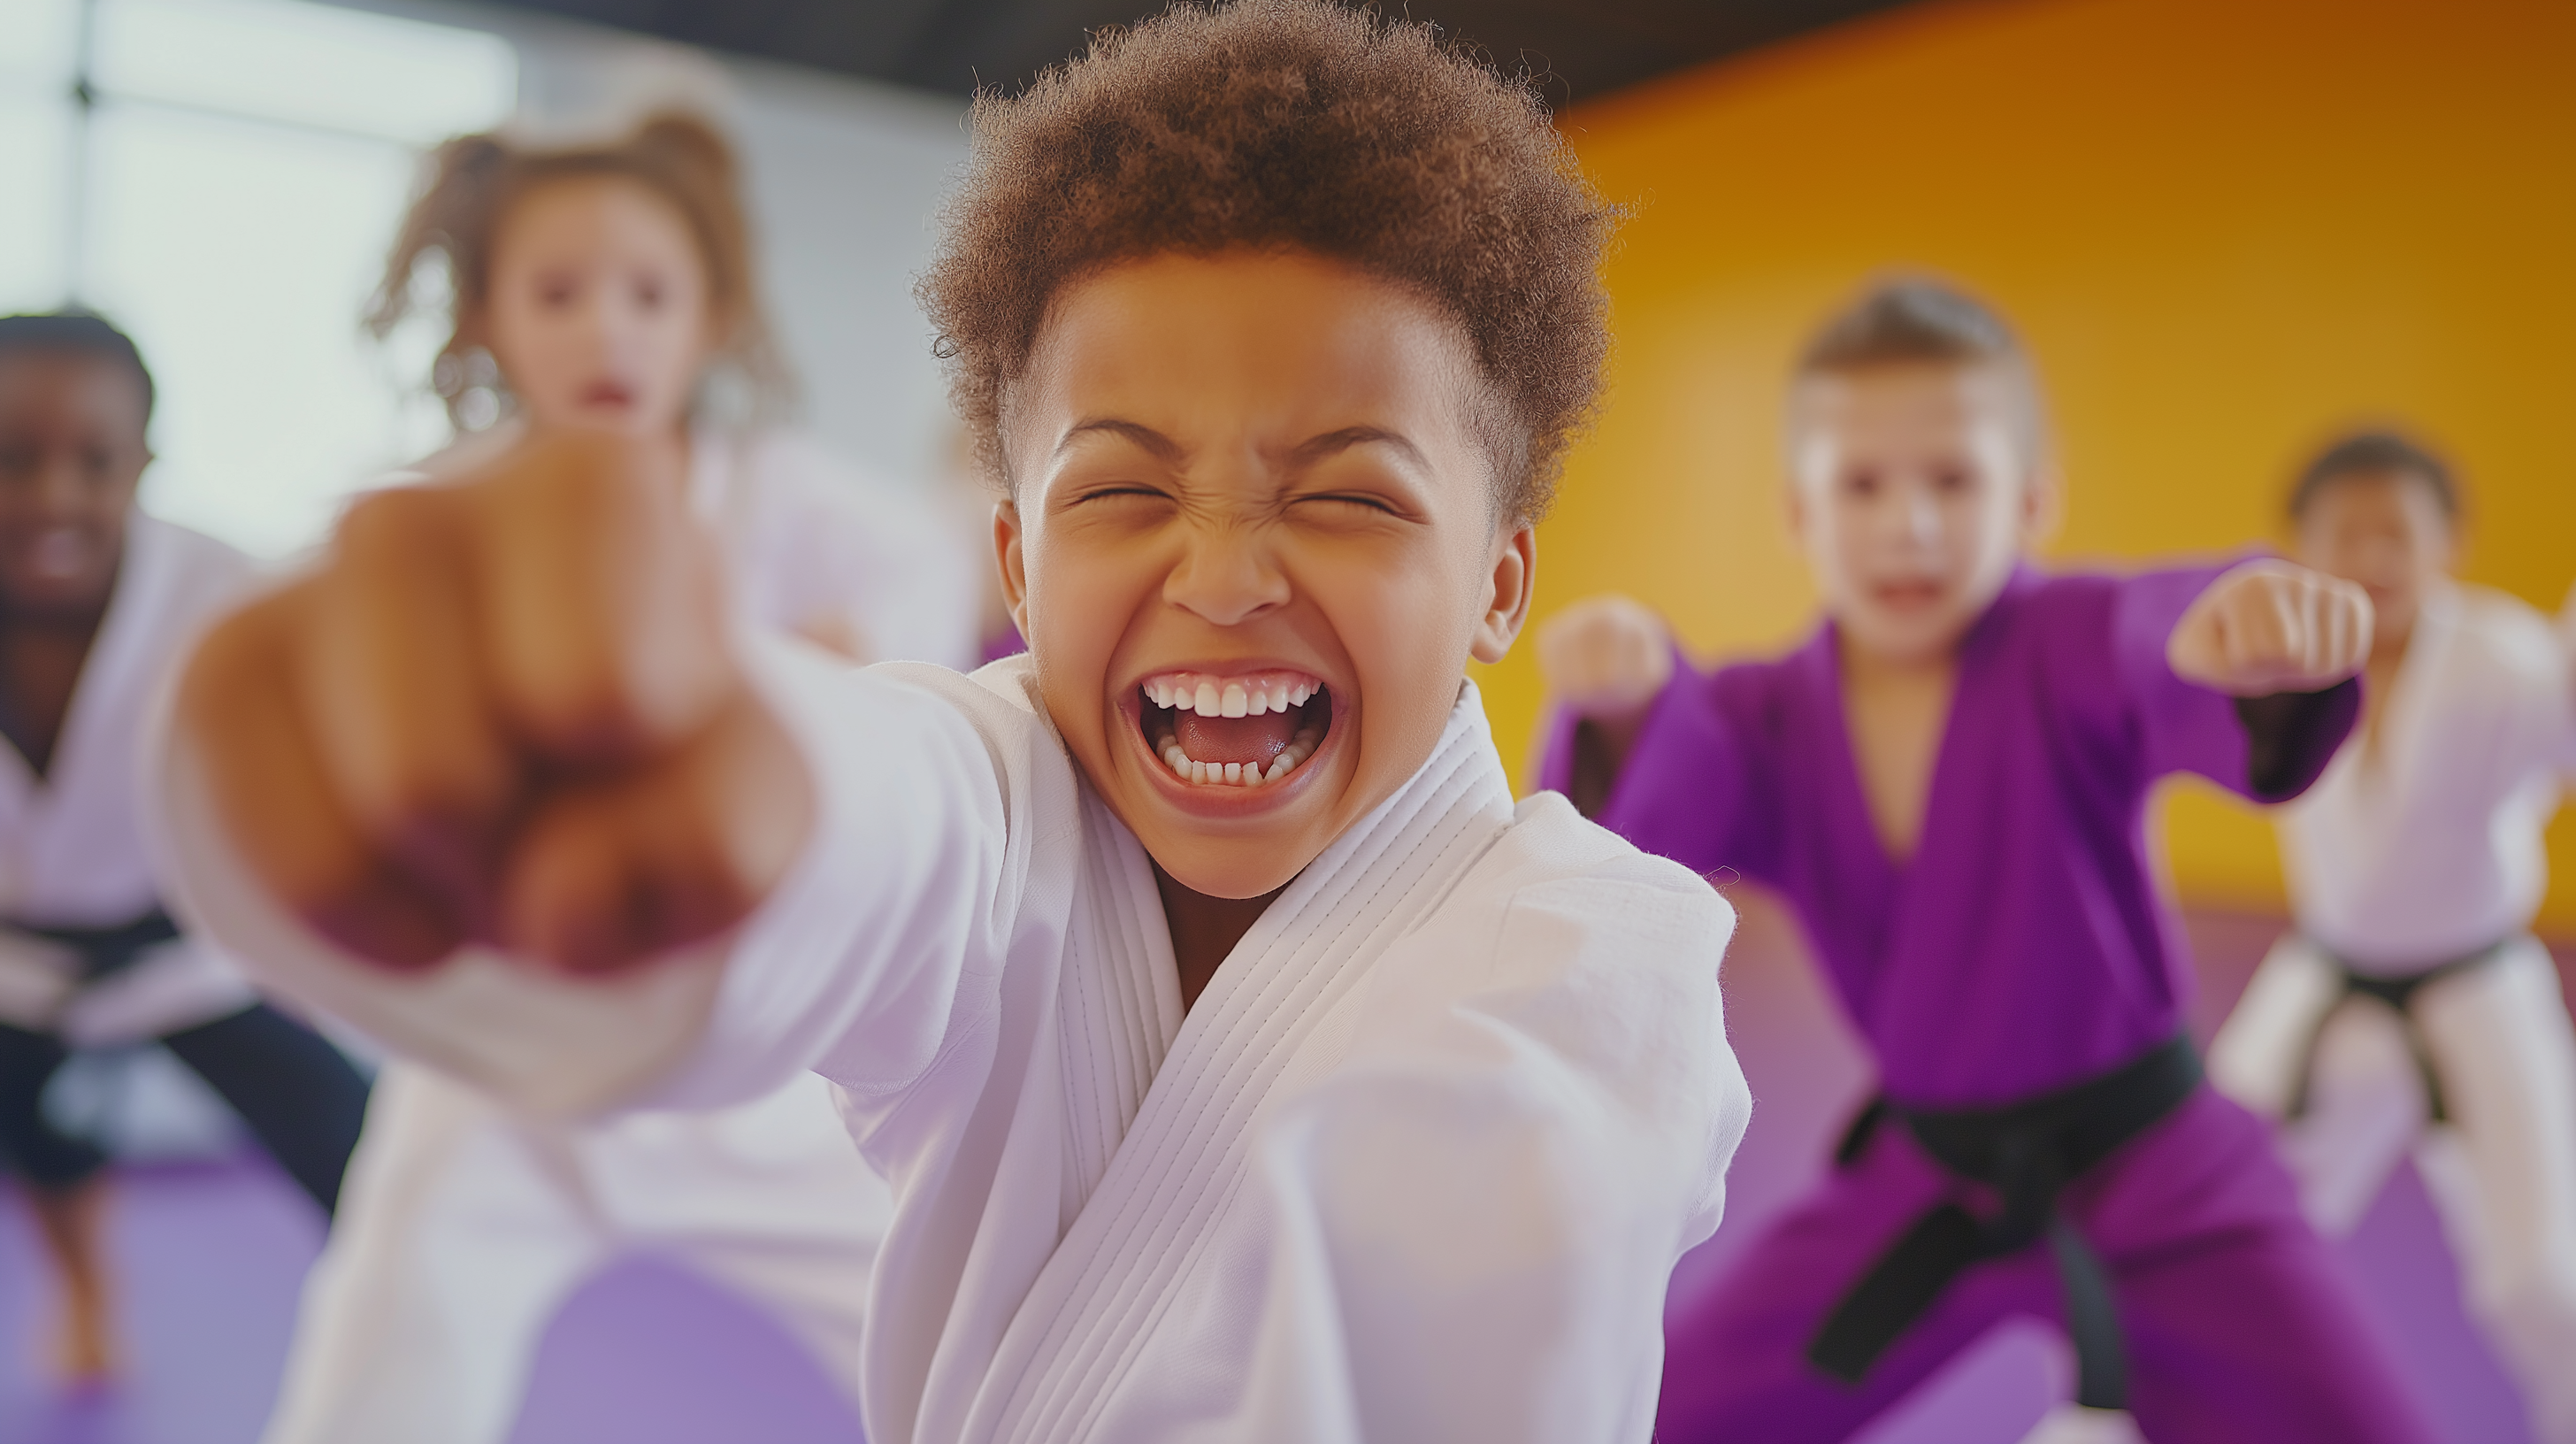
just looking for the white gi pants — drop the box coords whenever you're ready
[2211,934,2576,1444]
[260,1063,886,1444]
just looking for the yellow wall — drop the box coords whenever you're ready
[1482,0,2576,926]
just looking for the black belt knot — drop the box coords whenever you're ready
[2288,935,2507,1125]
[1808,1034,2203,1411]
[4,909,183,984]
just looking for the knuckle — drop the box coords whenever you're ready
[336,484,446,559]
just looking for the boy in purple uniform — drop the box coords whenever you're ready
[1538,280,2433,1444]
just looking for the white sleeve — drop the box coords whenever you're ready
[648,648,1026,1108]
[749,439,983,672]
[147,635,1021,1118]
[1227,867,1748,1443]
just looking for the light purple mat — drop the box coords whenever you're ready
[0,908,2558,1444]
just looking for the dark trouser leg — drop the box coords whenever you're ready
[2068,1086,2440,1444]
[1659,1116,2058,1444]
[0,1020,108,1189]
[160,1004,369,1216]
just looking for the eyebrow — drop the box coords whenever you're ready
[1053,417,1430,480]
[1056,418,1184,464]
[1288,425,1430,476]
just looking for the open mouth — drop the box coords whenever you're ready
[1137,668,1330,787]
[1870,579,1947,611]
[28,527,90,579]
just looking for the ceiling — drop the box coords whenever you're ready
[467,0,1918,106]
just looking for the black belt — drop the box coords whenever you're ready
[3,909,183,985]
[2287,936,2508,1125]
[1809,1034,2203,1411]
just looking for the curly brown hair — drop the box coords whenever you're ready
[918,0,1617,524]
[367,111,792,427]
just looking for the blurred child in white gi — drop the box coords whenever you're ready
[257,111,976,1444]
[0,311,370,1384]
[2212,431,2576,1444]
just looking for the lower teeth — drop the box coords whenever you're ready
[1157,725,1324,787]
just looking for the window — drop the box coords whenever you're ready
[2,0,517,557]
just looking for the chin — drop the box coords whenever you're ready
[1847,608,1974,662]
[1148,827,1312,900]
[0,577,112,619]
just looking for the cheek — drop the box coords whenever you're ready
[1820,506,1874,577]
[1023,532,1146,682]
[1317,542,1470,710]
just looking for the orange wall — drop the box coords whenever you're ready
[1481,0,2576,926]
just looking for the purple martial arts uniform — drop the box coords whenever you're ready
[1541,565,2435,1444]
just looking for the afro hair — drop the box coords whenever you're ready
[918,0,1618,523]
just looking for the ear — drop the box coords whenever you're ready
[994,499,1031,638]
[2020,463,2064,547]
[1469,523,1537,664]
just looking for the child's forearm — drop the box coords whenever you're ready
[146,634,1005,1118]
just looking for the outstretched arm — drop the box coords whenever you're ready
[2165,557,2373,698]
[2556,580,2576,774]
[156,432,1003,1114]
[2144,558,2372,803]
[1533,595,1675,817]
[174,431,801,975]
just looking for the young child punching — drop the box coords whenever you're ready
[0,311,369,1382]
[155,7,1751,1443]
[1537,280,2433,1444]
[2208,432,2576,1444]
[256,112,977,1444]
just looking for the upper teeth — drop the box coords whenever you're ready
[1141,671,1320,718]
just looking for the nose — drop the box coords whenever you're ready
[1893,480,1943,547]
[31,455,88,518]
[1163,519,1291,628]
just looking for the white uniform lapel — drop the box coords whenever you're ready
[2367,580,2458,802]
[971,689,1516,1444]
[2294,582,2457,870]
[1054,793,1185,1210]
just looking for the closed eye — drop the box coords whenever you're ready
[1071,484,1170,503]
[1290,491,1406,518]
[1060,482,1179,515]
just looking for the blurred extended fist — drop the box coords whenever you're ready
[1537,595,1675,721]
[174,431,812,976]
[2166,558,2374,697]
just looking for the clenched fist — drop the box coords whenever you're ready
[2166,558,2374,697]
[1537,595,1675,722]
[174,431,813,976]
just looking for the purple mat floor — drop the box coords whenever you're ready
[0,905,2561,1444]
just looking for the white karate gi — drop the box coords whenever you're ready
[160,647,1752,1444]
[0,511,258,1046]
[258,426,978,1444]
[2210,580,2576,1444]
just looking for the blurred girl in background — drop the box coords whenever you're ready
[258,111,976,1444]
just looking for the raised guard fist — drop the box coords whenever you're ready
[174,431,813,976]
[1537,595,1675,723]
[2166,558,2374,697]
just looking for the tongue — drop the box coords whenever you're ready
[1176,711,1297,766]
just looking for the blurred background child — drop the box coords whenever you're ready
[0,310,368,1383]
[1537,279,2426,1444]
[2209,430,2576,1444]
[256,111,977,1444]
